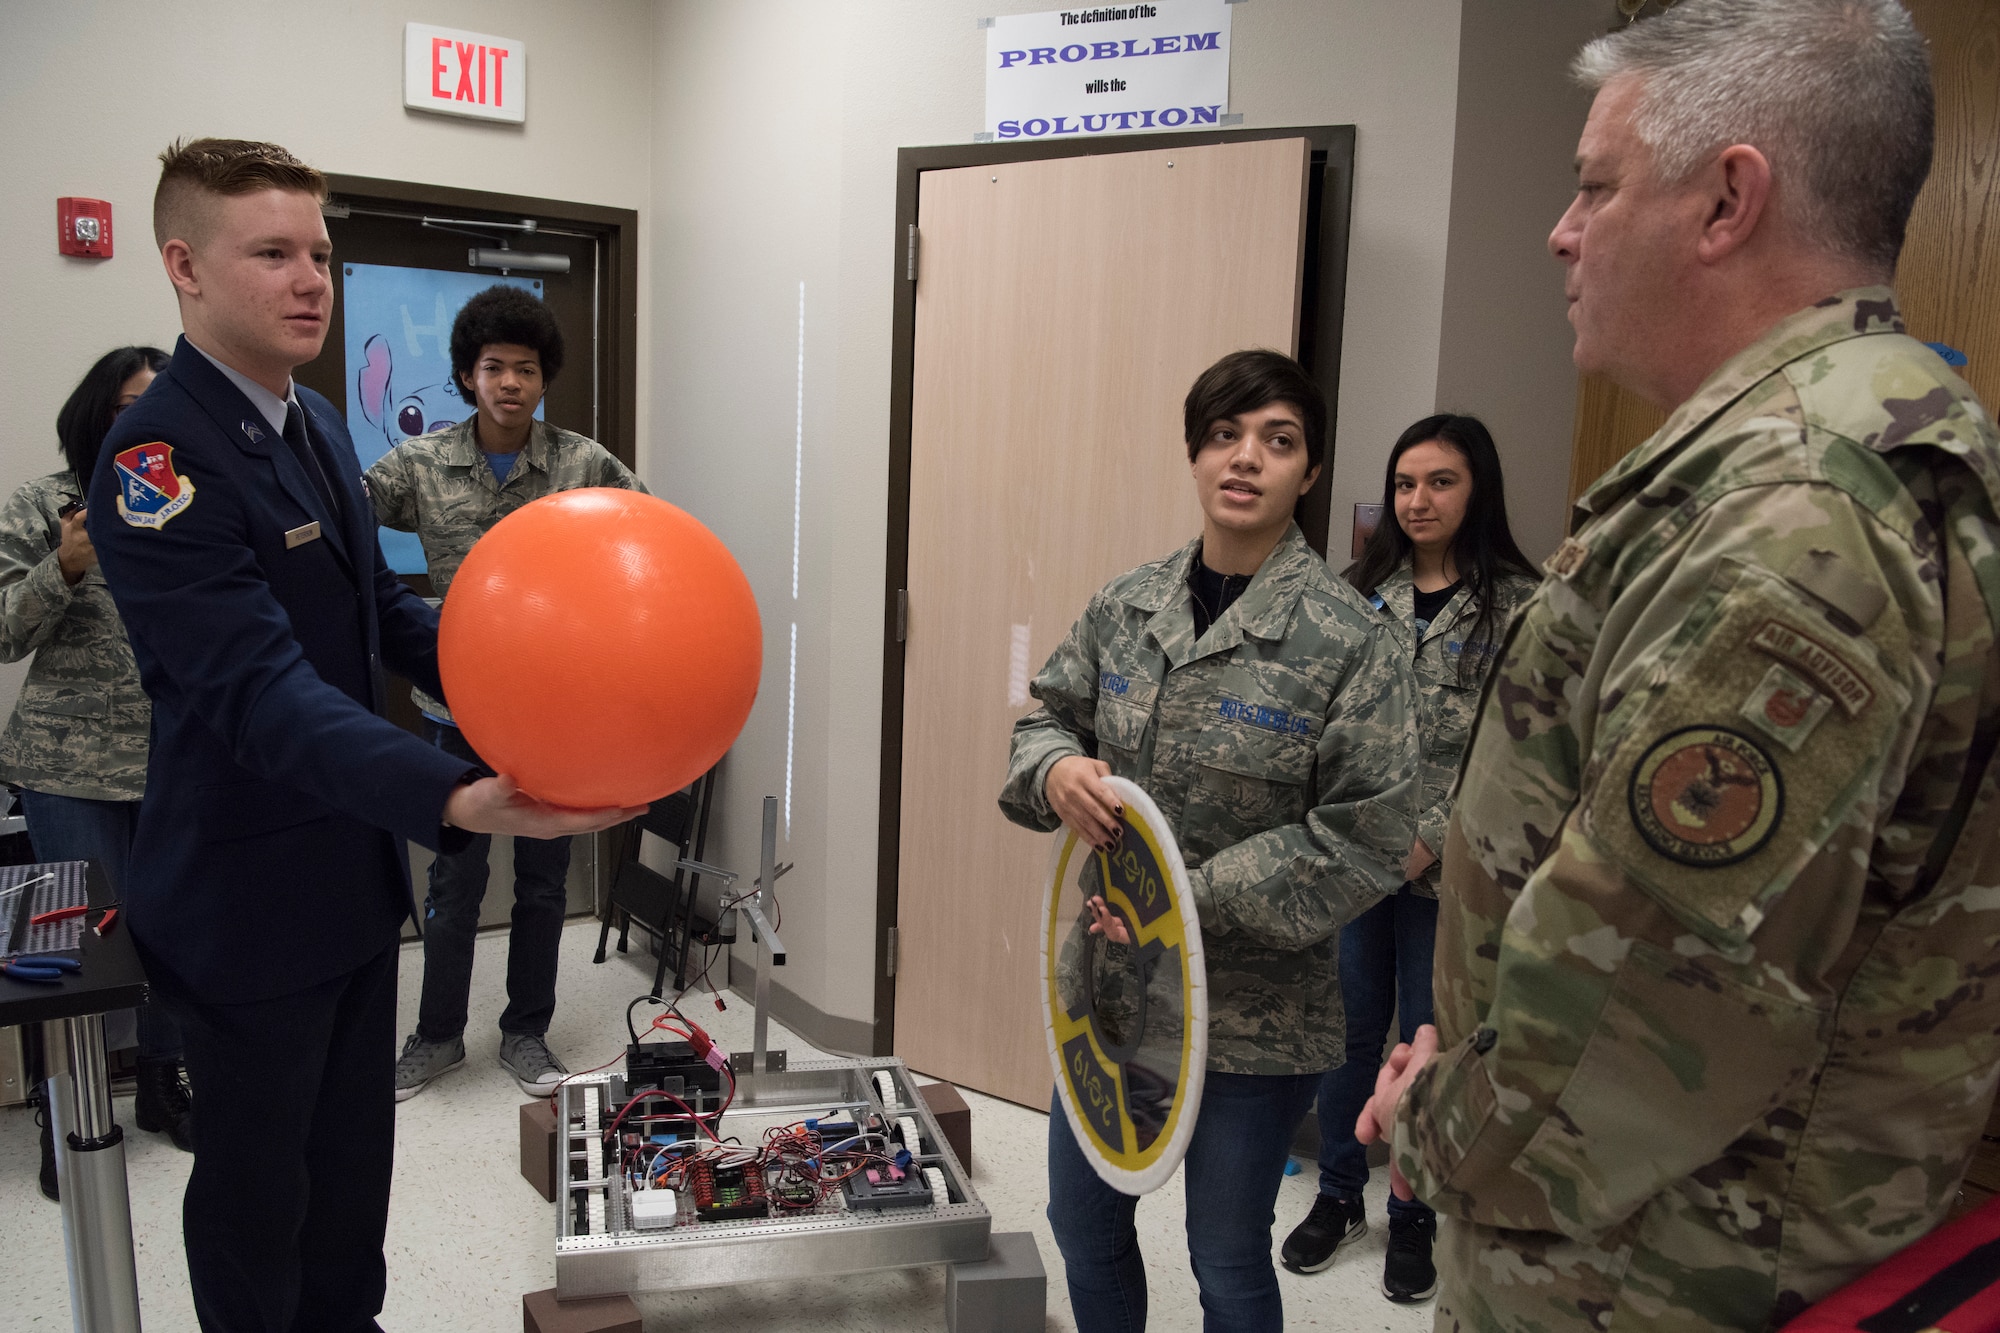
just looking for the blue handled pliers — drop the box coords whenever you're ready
[1,953,82,984]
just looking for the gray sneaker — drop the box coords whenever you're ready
[394,1032,465,1102]
[499,1031,568,1097]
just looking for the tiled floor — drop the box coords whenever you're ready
[1,920,1432,1330]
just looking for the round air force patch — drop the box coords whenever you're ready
[1628,725,1783,867]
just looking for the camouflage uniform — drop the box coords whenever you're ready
[1000,523,1417,1075]
[0,472,148,800]
[1370,562,1539,896]
[1391,290,2000,1332]
[365,416,646,720]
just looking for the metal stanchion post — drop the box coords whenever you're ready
[58,1012,142,1331]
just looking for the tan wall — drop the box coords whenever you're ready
[648,0,1468,1036]
[1432,0,1608,562]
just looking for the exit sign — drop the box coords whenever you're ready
[404,23,526,124]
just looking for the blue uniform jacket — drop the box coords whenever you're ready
[88,336,474,1003]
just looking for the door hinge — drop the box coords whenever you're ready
[896,589,908,643]
[906,224,919,283]
[885,926,899,977]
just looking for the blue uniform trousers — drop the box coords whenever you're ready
[1314,888,1437,1222]
[1048,1071,1319,1333]
[156,943,399,1333]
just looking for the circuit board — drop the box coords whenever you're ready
[554,1058,989,1298]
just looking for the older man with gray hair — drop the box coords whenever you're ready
[1356,1,2000,1330]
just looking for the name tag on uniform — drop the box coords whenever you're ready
[285,521,322,549]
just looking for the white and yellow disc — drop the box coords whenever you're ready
[1041,775,1206,1195]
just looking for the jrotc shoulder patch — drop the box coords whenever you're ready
[1628,725,1783,867]
[112,442,196,529]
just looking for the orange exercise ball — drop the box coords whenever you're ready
[438,489,761,809]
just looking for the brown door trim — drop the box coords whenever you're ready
[320,174,641,470]
[872,126,1357,1053]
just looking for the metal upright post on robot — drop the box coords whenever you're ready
[734,795,788,1079]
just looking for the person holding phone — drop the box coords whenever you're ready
[0,346,189,1199]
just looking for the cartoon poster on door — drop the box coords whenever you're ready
[341,263,543,573]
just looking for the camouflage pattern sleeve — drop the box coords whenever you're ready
[1193,610,1415,950]
[593,445,649,496]
[0,477,80,664]
[1396,481,1935,1241]
[364,445,418,532]
[998,593,1105,832]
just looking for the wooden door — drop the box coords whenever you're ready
[894,138,1312,1107]
[1566,0,2000,509]
[1900,0,1999,413]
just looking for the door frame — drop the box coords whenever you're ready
[872,126,1357,1053]
[319,174,641,469]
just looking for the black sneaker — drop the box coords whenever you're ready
[133,1058,195,1152]
[1383,1209,1439,1303]
[1280,1192,1366,1273]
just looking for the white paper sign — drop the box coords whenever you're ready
[404,23,526,124]
[985,2,1231,141]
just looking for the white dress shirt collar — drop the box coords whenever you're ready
[188,339,298,438]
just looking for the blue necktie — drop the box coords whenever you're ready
[283,402,339,516]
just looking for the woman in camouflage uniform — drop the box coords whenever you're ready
[1280,414,1537,1301]
[1001,351,1415,1332]
[0,347,191,1194]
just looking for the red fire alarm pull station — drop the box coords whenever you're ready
[58,198,113,258]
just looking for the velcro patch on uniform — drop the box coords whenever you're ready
[1585,563,1907,946]
[1215,698,1313,738]
[1628,726,1783,867]
[1749,620,1873,716]
[112,442,196,530]
[1099,672,1131,696]
[1740,664,1832,751]
[1545,537,1590,579]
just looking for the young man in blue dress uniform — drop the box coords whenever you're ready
[88,138,638,1332]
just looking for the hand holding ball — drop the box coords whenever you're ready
[438,490,761,809]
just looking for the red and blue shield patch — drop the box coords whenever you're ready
[113,442,195,529]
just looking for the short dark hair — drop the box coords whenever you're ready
[154,138,326,249]
[59,346,171,484]
[1183,350,1326,474]
[450,285,564,395]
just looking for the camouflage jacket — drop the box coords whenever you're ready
[1392,290,2000,1332]
[0,472,149,800]
[1000,524,1416,1075]
[1368,562,1538,897]
[365,416,646,720]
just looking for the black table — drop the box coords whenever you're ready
[1,861,147,1331]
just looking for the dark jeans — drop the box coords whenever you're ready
[19,787,181,1061]
[157,942,397,1332]
[1316,889,1437,1222]
[1048,1071,1319,1333]
[413,721,571,1042]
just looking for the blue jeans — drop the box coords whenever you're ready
[1048,1071,1319,1333]
[1316,889,1436,1221]
[19,788,181,1061]
[413,722,572,1042]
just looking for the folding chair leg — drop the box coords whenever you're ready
[593,906,615,965]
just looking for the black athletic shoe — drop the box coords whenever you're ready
[133,1058,194,1153]
[1383,1210,1439,1303]
[1280,1192,1367,1273]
